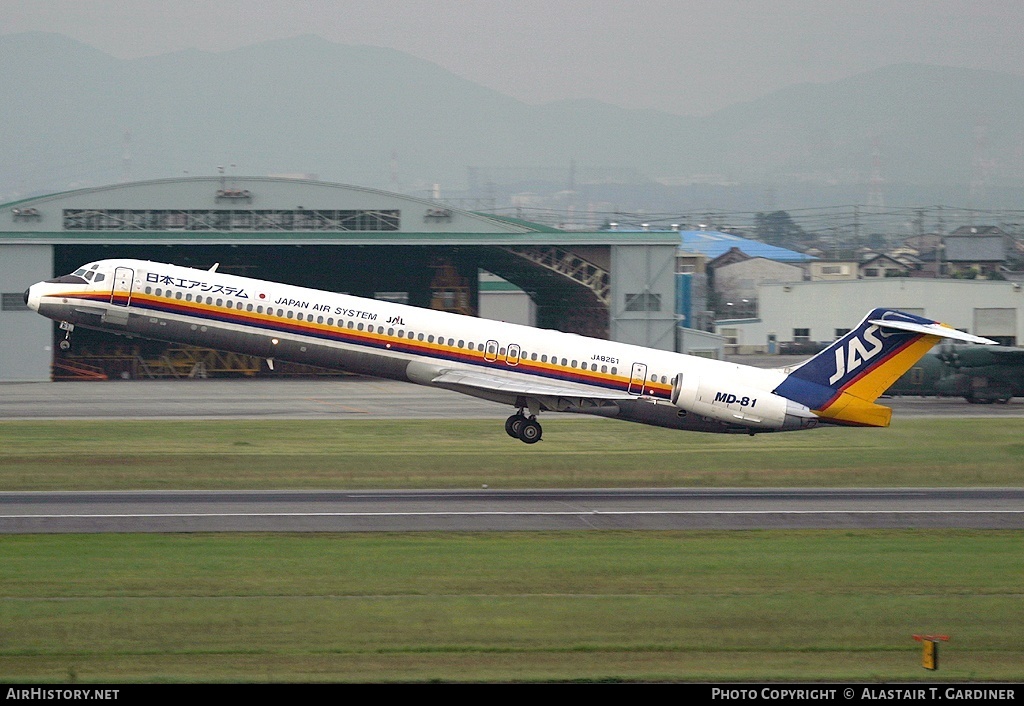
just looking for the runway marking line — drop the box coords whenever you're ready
[2,510,1023,519]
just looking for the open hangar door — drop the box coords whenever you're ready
[51,243,609,379]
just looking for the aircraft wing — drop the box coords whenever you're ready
[427,368,637,405]
[985,346,1024,360]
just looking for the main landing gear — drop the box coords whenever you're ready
[505,411,542,444]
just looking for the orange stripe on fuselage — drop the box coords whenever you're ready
[55,289,678,399]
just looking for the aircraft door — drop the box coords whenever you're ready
[484,339,499,362]
[111,267,135,307]
[628,362,648,395]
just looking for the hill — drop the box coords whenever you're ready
[2,32,1022,209]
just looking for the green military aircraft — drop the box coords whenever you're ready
[887,344,1024,403]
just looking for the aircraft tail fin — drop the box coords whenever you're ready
[773,308,994,426]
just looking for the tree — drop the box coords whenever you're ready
[754,211,807,247]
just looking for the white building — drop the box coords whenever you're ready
[478,271,537,327]
[717,278,1023,352]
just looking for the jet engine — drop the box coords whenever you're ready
[670,372,817,431]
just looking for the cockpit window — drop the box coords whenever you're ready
[94,273,105,283]
[84,271,95,281]
[74,269,87,276]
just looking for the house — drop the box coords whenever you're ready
[807,260,858,281]
[712,254,805,317]
[944,227,1007,278]
[859,253,911,278]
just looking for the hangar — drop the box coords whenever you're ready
[0,177,678,381]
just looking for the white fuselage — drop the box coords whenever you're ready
[27,258,815,437]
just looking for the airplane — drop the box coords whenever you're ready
[887,343,1024,403]
[24,258,995,442]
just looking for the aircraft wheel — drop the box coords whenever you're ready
[518,419,542,444]
[505,413,526,438]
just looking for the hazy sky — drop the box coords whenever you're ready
[3,1,1024,116]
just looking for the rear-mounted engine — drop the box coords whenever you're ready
[670,372,817,431]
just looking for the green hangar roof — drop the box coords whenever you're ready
[0,177,677,247]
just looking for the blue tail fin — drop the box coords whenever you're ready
[773,308,963,416]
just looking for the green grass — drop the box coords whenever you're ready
[1,418,1023,489]
[0,418,1021,682]
[0,531,1021,682]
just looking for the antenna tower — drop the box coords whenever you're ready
[866,135,885,210]
[121,129,132,183]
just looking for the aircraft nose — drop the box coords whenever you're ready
[23,284,40,312]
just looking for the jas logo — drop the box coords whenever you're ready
[829,325,884,385]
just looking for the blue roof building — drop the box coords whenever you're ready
[677,230,815,262]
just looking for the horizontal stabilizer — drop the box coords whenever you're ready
[868,318,996,345]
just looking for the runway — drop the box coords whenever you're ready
[0,378,508,420]
[1,377,1022,420]
[2,377,1021,534]
[1,488,1022,533]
